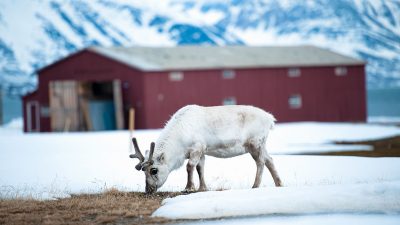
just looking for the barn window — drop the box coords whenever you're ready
[288,94,302,109]
[122,82,130,89]
[157,93,164,101]
[335,67,347,76]
[169,71,184,81]
[40,106,50,117]
[222,70,235,79]
[288,68,301,77]
[223,97,237,105]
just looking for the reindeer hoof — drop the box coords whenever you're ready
[182,187,196,194]
[198,186,208,192]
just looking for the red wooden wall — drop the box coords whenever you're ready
[142,66,366,128]
[23,49,366,132]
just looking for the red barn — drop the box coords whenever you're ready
[23,45,366,132]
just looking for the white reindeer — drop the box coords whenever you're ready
[130,105,282,193]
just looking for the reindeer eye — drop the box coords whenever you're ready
[150,168,158,175]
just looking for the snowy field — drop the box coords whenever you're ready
[1,118,400,223]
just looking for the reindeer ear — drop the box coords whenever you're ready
[135,163,143,171]
[157,153,165,163]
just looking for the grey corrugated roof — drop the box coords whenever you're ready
[89,45,365,71]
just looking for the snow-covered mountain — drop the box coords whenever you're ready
[0,0,399,96]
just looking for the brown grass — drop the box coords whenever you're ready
[302,135,400,157]
[0,189,182,225]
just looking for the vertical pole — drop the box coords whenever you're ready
[129,107,135,152]
[0,86,3,125]
[113,80,124,130]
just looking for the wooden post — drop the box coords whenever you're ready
[129,107,135,131]
[129,107,135,152]
[79,98,93,131]
[113,80,124,130]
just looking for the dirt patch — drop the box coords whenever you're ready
[0,189,184,225]
[305,135,400,157]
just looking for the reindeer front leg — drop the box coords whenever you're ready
[196,155,207,192]
[183,144,204,193]
[184,161,195,193]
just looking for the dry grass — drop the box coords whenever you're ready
[305,135,400,157]
[0,189,182,225]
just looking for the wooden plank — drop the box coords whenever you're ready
[49,80,81,132]
[79,98,93,131]
[49,81,62,131]
[113,80,124,130]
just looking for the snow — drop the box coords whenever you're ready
[181,214,400,225]
[153,181,400,219]
[368,116,400,124]
[1,119,400,223]
[267,122,400,154]
[1,120,400,199]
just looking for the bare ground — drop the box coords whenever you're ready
[304,135,400,157]
[1,136,400,225]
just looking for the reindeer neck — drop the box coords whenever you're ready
[156,131,186,172]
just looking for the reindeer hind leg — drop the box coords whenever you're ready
[265,154,283,187]
[247,145,265,188]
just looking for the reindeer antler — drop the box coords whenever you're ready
[129,138,145,170]
[140,142,155,171]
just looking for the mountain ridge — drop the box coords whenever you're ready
[0,0,399,96]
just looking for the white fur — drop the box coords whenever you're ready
[154,105,276,172]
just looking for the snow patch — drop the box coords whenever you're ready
[153,181,400,219]
[181,214,400,225]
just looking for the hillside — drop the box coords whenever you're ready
[0,0,399,95]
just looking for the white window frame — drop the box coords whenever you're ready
[335,67,347,76]
[169,71,184,81]
[222,70,235,79]
[223,97,237,105]
[40,106,50,117]
[288,68,301,77]
[288,94,302,109]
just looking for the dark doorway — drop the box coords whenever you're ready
[49,80,124,131]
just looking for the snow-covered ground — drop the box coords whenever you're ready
[1,118,400,223]
[368,116,400,125]
[154,181,400,219]
[267,122,400,154]
[181,214,400,225]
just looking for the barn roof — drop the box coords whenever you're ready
[89,45,365,71]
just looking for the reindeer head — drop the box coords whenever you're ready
[129,138,169,194]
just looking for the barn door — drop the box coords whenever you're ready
[49,81,81,132]
[26,101,40,132]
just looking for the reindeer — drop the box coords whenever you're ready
[130,105,282,194]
